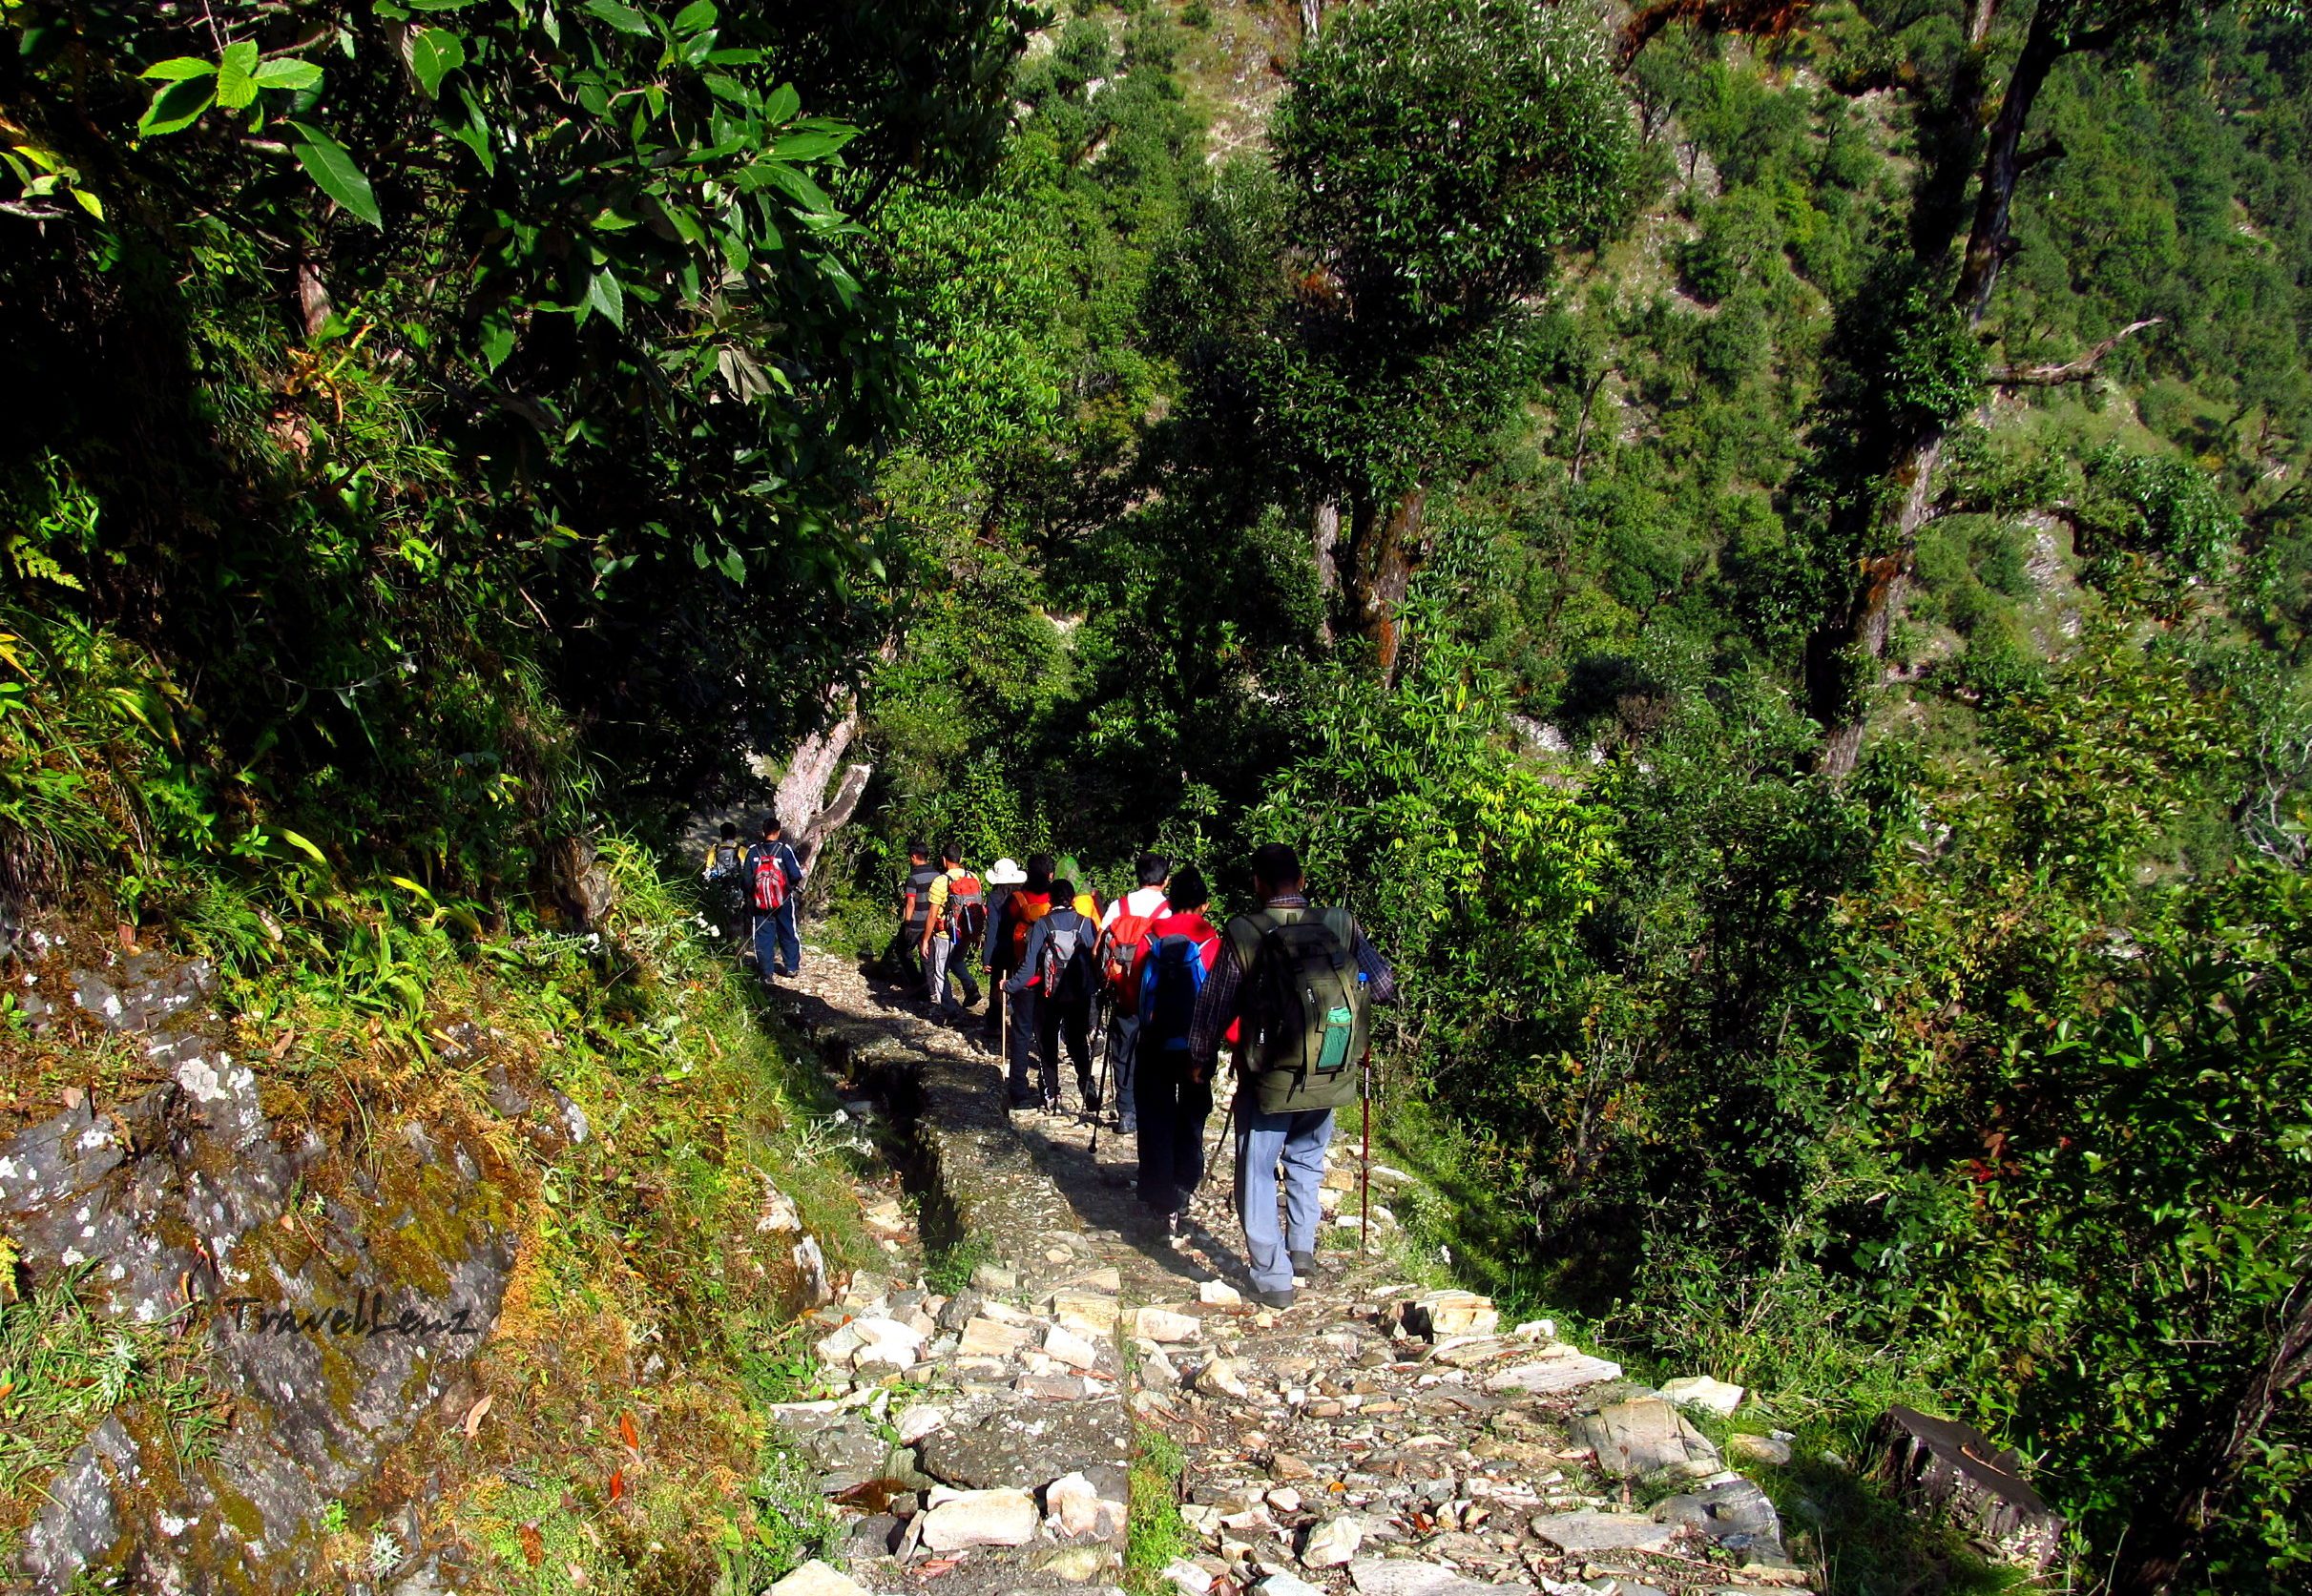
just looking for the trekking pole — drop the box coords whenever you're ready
[1359,1045,1374,1256]
[1089,993,1114,1152]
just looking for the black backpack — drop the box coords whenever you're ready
[1043,911,1097,1004]
[1231,906,1368,1081]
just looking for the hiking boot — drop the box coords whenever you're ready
[1289,1250,1316,1276]
[1042,1095,1064,1117]
[1164,1212,1190,1248]
[1251,1286,1295,1310]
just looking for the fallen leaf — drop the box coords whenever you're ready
[517,1523,543,1567]
[116,922,136,950]
[608,1468,625,1502]
[912,1559,960,1579]
[462,1392,493,1440]
[617,1410,639,1451]
[267,1029,299,1059]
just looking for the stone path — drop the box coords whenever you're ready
[768,947,1819,1596]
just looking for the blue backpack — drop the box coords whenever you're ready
[1139,933,1209,1051]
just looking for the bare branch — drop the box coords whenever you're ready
[1986,318,2161,386]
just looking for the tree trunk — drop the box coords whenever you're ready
[774,696,869,886]
[1350,487,1431,684]
[1313,498,1341,644]
[1806,7,2069,777]
[1302,0,1321,41]
[2111,1279,2312,1596]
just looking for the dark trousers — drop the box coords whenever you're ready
[1108,1009,1141,1131]
[751,903,800,977]
[1038,990,1094,1106]
[1134,1049,1212,1213]
[885,924,925,985]
[1005,985,1042,1106]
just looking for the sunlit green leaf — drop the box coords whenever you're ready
[137,75,216,138]
[587,269,626,329]
[406,28,468,98]
[583,0,655,36]
[673,0,719,33]
[213,40,261,110]
[252,57,324,91]
[139,56,217,83]
[287,120,383,228]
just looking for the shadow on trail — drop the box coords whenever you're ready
[775,958,1248,1300]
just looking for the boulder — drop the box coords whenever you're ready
[1197,1357,1251,1399]
[1873,1404,2065,1570]
[770,1560,872,1596]
[1574,1397,1720,1479]
[1300,1516,1364,1567]
[1051,1289,1120,1337]
[1527,1510,1680,1554]
[1046,1324,1101,1371]
[1346,1559,1502,1596]
[958,1316,1034,1358]
[1484,1348,1624,1396]
[1045,1469,1125,1542]
[1728,1433,1793,1467]
[915,1399,1129,1490]
[1660,1375,1745,1417]
[1135,1306,1201,1342]
[1656,1473,1784,1550]
[918,1486,1040,1549]
[1164,1560,1217,1595]
[1402,1290,1498,1339]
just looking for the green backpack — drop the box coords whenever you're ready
[1228,905,1370,1113]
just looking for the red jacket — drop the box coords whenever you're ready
[1142,910,1238,1045]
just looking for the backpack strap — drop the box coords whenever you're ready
[1224,910,1275,978]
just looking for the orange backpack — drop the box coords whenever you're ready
[1099,894,1169,1002]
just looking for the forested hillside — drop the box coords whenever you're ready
[3,0,2310,1591]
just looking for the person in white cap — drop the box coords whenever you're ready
[979,857,1029,1054]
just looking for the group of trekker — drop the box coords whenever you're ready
[707,817,1394,1308]
[886,839,1397,1309]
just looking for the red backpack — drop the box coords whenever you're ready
[749,844,790,912]
[943,871,988,946]
[1099,892,1169,1003]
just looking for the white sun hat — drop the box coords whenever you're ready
[987,857,1029,885]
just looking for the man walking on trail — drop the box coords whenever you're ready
[743,816,804,982]
[891,840,940,986]
[991,855,1056,1108]
[1097,852,1173,1137]
[1188,842,1395,1309]
[920,842,985,1021]
[980,857,1028,1055]
[702,820,746,946]
[1133,864,1219,1242]
[1009,876,1099,1117]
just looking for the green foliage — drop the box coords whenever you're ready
[1273,0,1634,324]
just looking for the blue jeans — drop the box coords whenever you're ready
[751,903,800,978]
[1235,1104,1333,1295]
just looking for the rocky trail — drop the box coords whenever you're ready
[764,944,1820,1596]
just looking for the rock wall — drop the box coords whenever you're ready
[4,943,522,1594]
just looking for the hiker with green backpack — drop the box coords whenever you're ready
[1187,842,1396,1309]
